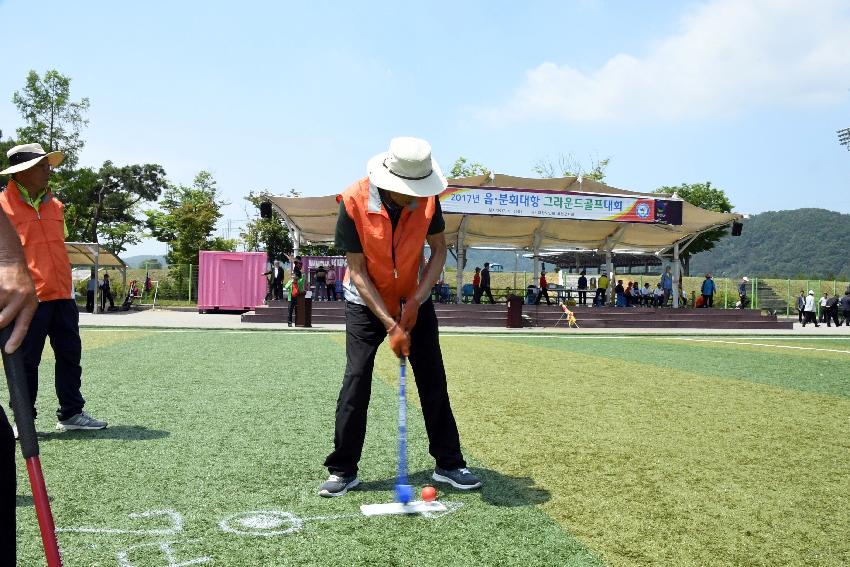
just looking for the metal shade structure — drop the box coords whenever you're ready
[66,242,127,314]
[267,174,742,307]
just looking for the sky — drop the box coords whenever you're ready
[1,0,849,257]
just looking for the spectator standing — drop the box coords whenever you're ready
[738,276,749,309]
[595,271,609,306]
[472,267,481,304]
[478,262,495,304]
[839,289,850,326]
[661,267,673,306]
[535,271,552,305]
[284,269,303,327]
[802,290,819,327]
[624,281,633,307]
[0,143,107,434]
[85,274,97,313]
[615,280,625,307]
[100,273,115,311]
[326,268,337,301]
[700,274,715,308]
[796,291,806,324]
[315,265,328,302]
[262,260,286,301]
[825,293,840,327]
[577,270,588,306]
[819,292,828,323]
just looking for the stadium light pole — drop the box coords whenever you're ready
[838,127,850,151]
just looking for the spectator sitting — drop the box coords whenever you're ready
[642,282,653,306]
[653,283,664,307]
[624,281,633,307]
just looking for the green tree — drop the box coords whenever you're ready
[145,171,235,267]
[449,157,490,179]
[12,70,90,169]
[655,181,734,275]
[241,190,293,261]
[533,154,610,181]
[0,130,17,174]
[55,162,167,254]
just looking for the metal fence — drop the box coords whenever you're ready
[74,264,201,306]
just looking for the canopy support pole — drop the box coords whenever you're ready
[92,244,100,314]
[455,217,468,304]
[602,226,626,305]
[532,227,543,291]
[672,243,680,308]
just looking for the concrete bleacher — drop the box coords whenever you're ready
[241,301,793,329]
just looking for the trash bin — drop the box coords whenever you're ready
[296,293,312,327]
[506,294,523,328]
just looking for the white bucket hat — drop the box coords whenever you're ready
[367,137,447,197]
[1,143,64,175]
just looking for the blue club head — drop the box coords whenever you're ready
[395,483,413,505]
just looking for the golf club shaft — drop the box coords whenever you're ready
[398,355,407,486]
[1,326,63,566]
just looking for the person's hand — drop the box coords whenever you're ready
[387,322,410,358]
[399,301,420,333]
[0,261,38,354]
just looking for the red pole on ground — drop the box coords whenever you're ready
[26,458,62,567]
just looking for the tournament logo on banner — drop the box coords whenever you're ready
[439,186,681,225]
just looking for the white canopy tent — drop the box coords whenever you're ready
[268,175,742,307]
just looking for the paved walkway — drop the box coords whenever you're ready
[78,309,850,336]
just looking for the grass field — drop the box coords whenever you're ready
[6,329,850,566]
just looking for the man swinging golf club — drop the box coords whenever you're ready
[320,137,481,497]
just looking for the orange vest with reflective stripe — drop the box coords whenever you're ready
[0,180,72,301]
[341,178,435,318]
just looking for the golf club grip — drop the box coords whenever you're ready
[0,325,39,459]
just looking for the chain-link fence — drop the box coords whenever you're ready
[74,264,201,307]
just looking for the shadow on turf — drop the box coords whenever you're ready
[37,425,170,442]
[358,468,550,507]
[16,494,53,508]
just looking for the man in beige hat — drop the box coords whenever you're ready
[0,144,107,434]
[319,137,481,497]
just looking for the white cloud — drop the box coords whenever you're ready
[480,0,850,123]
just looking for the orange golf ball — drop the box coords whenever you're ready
[421,485,437,502]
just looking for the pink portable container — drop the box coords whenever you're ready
[198,251,268,312]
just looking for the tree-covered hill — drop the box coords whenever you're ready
[690,208,850,279]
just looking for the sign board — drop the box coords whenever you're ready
[440,186,683,225]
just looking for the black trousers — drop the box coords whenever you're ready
[20,299,86,421]
[0,406,14,565]
[843,309,850,326]
[327,285,337,301]
[324,299,466,476]
[802,311,818,326]
[826,308,840,327]
[594,288,606,306]
[271,281,284,301]
[86,290,95,313]
[288,298,297,323]
[702,294,714,308]
[100,289,114,311]
[535,288,552,305]
[798,308,804,323]
[475,286,494,304]
[578,290,587,306]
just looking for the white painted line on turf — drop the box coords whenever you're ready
[219,511,303,537]
[58,509,184,535]
[116,539,210,567]
[669,337,850,355]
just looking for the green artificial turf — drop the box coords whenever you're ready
[6,330,850,566]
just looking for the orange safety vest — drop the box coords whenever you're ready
[0,180,72,301]
[341,178,435,318]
